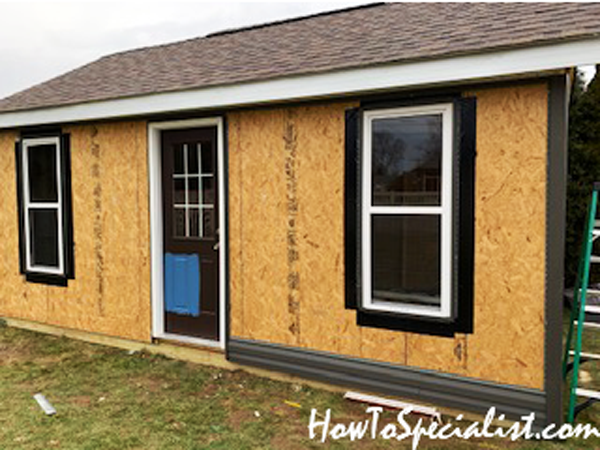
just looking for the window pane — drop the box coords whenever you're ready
[200,141,213,175]
[371,115,442,206]
[173,179,186,204]
[201,177,214,205]
[173,145,184,174]
[188,143,199,174]
[188,177,199,204]
[371,215,440,308]
[189,207,200,238]
[28,144,58,203]
[174,207,186,237]
[202,208,215,237]
[29,208,59,268]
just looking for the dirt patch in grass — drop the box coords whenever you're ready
[0,345,26,366]
[69,395,93,407]
[228,409,255,431]
[130,376,170,393]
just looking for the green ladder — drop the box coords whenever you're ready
[563,183,600,423]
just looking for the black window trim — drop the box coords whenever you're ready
[15,129,74,286]
[345,94,476,337]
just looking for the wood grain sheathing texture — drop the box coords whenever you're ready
[228,102,404,363]
[464,83,548,389]
[228,82,548,389]
[227,110,295,346]
[0,122,151,342]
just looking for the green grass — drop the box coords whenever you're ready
[0,321,598,449]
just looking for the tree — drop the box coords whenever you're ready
[565,66,600,286]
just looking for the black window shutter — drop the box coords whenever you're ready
[61,133,75,279]
[15,132,75,286]
[344,108,360,310]
[14,141,26,274]
[452,96,476,333]
[344,97,476,337]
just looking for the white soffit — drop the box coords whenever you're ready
[1,37,600,128]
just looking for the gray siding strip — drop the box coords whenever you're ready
[228,338,547,424]
[545,75,569,425]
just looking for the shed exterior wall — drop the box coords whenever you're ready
[0,81,549,390]
[228,82,549,390]
[0,122,152,341]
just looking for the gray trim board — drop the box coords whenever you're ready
[544,75,569,425]
[228,338,547,425]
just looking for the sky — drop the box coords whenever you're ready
[582,66,597,85]
[0,1,596,100]
[0,1,368,99]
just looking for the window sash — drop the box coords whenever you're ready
[22,136,64,275]
[361,103,453,318]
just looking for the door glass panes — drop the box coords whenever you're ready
[173,179,186,204]
[188,177,199,204]
[174,145,185,174]
[188,144,199,173]
[200,145,213,175]
[174,207,186,237]
[202,178,214,204]
[203,209,215,236]
[172,142,215,239]
[188,208,200,238]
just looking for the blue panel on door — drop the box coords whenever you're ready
[164,253,200,317]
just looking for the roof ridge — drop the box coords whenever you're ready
[206,2,386,38]
[101,2,386,61]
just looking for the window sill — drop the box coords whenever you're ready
[356,307,471,337]
[23,272,69,287]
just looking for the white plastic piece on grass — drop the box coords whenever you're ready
[33,394,57,416]
[344,391,442,423]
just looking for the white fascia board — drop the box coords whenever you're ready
[1,37,600,129]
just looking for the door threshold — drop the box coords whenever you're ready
[156,332,223,351]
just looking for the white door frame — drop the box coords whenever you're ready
[148,117,226,349]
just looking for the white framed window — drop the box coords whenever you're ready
[361,103,454,318]
[20,136,65,275]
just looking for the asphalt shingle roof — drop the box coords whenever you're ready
[2,2,600,113]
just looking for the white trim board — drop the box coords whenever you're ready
[2,37,600,129]
[148,117,226,349]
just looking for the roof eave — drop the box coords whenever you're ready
[1,36,599,129]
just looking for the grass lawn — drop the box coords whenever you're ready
[0,320,599,449]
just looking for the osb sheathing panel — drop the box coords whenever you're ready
[228,109,296,346]
[229,83,548,389]
[464,84,547,388]
[0,122,151,342]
